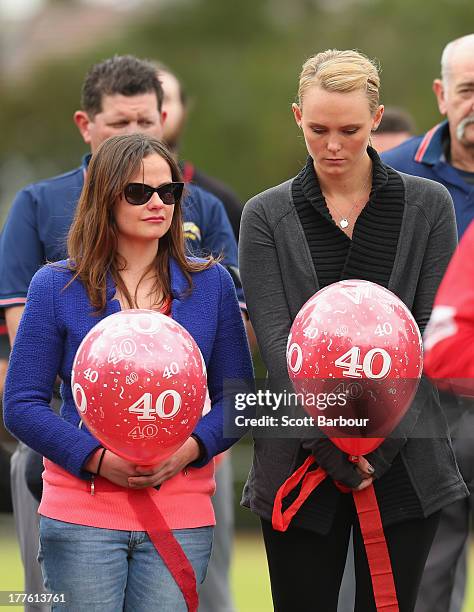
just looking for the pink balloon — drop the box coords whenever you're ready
[72,310,207,464]
[287,280,423,455]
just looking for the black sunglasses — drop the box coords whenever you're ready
[124,182,184,206]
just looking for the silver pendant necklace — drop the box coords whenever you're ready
[325,198,360,229]
[324,171,372,230]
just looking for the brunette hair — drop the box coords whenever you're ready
[67,133,215,312]
[81,55,164,117]
[297,49,381,115]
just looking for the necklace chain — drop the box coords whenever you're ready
[323,171,372,229]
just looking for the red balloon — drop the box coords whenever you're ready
[287,280,423,455]
[72,310,207,464]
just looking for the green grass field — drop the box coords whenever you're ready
[0,514,473,611]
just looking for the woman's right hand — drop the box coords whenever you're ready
[85,448,139,488]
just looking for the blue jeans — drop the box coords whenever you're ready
[38,516,213,612]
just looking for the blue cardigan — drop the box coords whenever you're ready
[4,258,253,478]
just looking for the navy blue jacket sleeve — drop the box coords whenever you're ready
[3,266,101,477]
[201,198,244,302]
[0,187,44,308]
[200,195,238,269]
[183,186,238,267]
[184,186,243,301]
[192,265,253,464]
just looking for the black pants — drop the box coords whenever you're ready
[261,496,440,612]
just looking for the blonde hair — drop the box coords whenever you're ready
[297,49,381,115]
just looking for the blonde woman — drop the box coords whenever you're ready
[239,50,467,611]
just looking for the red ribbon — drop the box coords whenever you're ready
[272,456,326,531]
[272,456,399,612]
[130,489,198,612]
[353,486,399,611]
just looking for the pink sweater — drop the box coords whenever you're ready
[38,302,216,531]
[39,458,216,530]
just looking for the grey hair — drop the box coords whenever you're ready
[441,34,474,83]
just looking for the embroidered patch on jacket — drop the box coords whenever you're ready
[183,222,201,242]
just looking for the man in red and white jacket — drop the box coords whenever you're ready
[424,220,474,392]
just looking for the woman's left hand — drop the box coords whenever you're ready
[354,456,375,480]
[127,437,201,489]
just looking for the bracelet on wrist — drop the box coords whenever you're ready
[96,448,107,476]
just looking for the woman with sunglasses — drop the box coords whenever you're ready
[4,133,253,611]
[239,49,468,611]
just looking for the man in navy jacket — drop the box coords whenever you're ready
[0,55,239,611]
[383,34,474,612]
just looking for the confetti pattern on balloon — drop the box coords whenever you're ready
[287,280,423,453]
[72,310,207,464]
